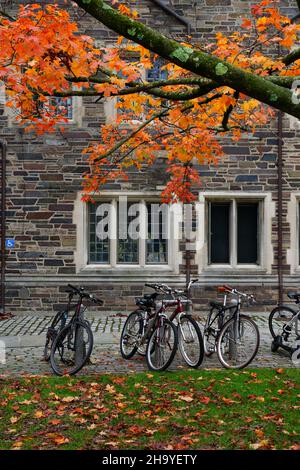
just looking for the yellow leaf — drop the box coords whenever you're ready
[178,395,194,402]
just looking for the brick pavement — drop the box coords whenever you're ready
[0,313,297,376]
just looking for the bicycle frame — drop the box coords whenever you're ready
[206,302,239,337]
[279,309,300,348]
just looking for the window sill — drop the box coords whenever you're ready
[79,264,174,274]
[203,265,267,274]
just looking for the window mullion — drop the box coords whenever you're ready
[232,200,237,267]
[140,200,146,267]
[110,199,117,268]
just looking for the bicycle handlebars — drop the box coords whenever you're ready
[66,284,104,305]
[145,279,199,297]
[218,285,255,303]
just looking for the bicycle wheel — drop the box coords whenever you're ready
[146,318,178,371]
[44,311,68,361]
[120,311,143,359]
[203,309,220,357]
[50,320,93,376]
[178,315,204,368]
[44,327,56,362]
[137,311,150,356]
[217,315,260,369]
[269,306,299,347]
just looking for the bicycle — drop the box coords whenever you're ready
[269,292,300,356]
[120,283,178,371]
[50,284,103,376]
[44,288,76,361]
[203,285,260,369]
[156,279,204,368]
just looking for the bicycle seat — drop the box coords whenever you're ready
[135,292,157,308]
[287,292,300,301]
[143,294,156,300]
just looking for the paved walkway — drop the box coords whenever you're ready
[0,313,297,376]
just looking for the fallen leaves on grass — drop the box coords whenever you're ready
[0,369,299,450]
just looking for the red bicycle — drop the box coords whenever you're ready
[120,280,203,371]
[150,280,204,368]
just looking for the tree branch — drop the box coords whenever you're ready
[282,48,300,66]
[0,10,16,21]
[74,0,300,119]
[92,105,171,163]
[222,91,239,131]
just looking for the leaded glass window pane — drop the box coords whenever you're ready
[51,97,73,119]
[146,58,168,82]
[146,203,168,264]
[89,203,110,264]
[117,202,139,264]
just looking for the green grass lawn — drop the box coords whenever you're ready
[0,368,299,450]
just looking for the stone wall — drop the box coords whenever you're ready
[2,0,300,315]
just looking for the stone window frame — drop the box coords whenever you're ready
[73,190,182,275]
[196,191,275,275]
[287,192,300,275]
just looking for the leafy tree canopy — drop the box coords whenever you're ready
[1,0,300,201]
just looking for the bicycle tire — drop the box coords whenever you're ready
[178,315,204,368]
[203,309,220,357]
[50,320,93,376]
[44,311,68,361]
[217,315,260,369]
[120,311,143,359]
[44,329,56,362]
[268,306,298,339]
[146,318,178,372]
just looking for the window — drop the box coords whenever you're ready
[146,203,168,264]
[209,203,230,264]
[105,56,168,124]
[208,200,260,265]
[146,58,168,83]
[286,194,300,274]
[117,201,139,264]
[88,199,169,266]
[50,97,73,120]
[237,203,258,264]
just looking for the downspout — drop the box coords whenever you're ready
[0,140,6,317]
[150,0,191,34]
[277,111,284,306]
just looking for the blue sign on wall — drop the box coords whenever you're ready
[5,239,15,249]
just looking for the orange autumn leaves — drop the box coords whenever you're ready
[1,1,300,202]
[0,4,101,132]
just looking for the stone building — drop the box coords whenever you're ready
[1,0,300,315]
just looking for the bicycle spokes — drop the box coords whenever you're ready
[217,317,260,369]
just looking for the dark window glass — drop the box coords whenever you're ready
[209,203,230,264]
[237,203,258,264]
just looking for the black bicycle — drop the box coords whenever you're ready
[203,285,260,369]
[269,292,300,356]
[120,283,178,371]
[44,288,76,361]
[49,284,103,376]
